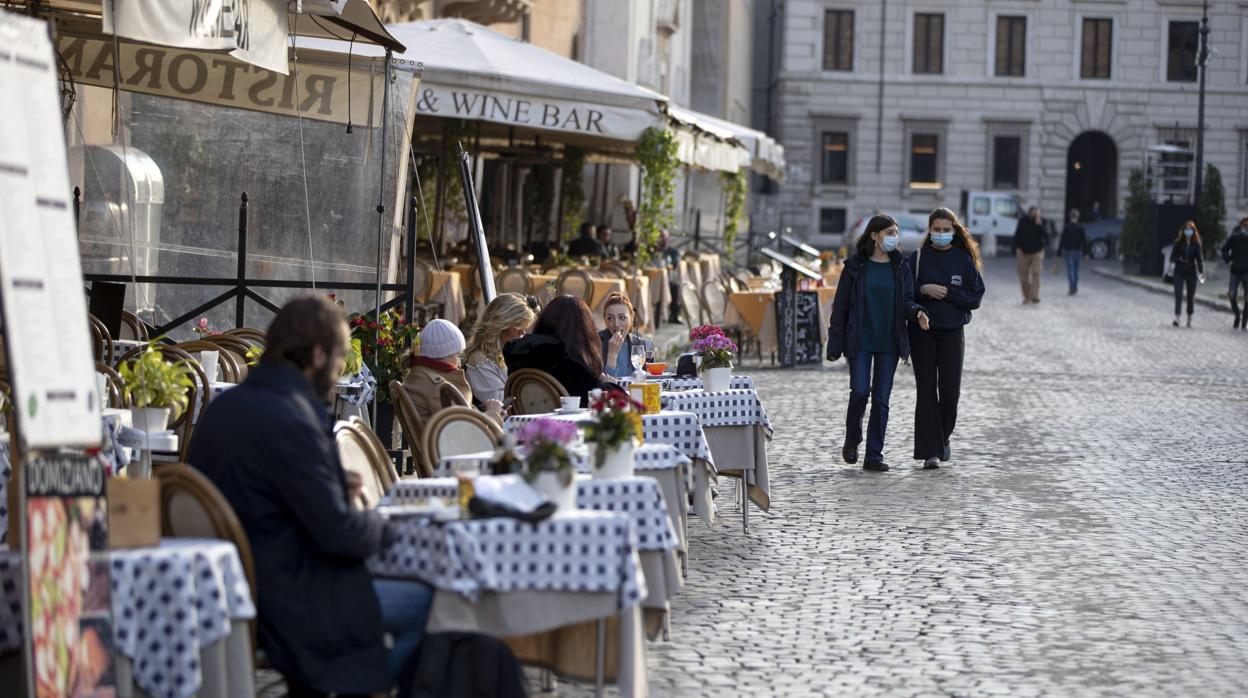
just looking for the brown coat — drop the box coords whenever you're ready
[402,360,474,423]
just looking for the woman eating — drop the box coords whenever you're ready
[598,292,655,378]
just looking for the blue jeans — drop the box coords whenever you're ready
[846,351,900,462]
[373,578,433,686]
[1063,249,1081,292]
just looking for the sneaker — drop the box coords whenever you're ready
[863,460,889,472]
[923,458,940,470]
[1173,316,1180,327]
[941,442,951,462]
[1068,289,1075,296]
[842,443,858,465]
[1234,313,1241,329]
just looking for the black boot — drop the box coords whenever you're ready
[1235,312,1241,329]
[863,460,889,472]
[842,442,858,465]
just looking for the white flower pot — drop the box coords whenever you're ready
[703,366,732,393]
[530,471,577,513]
[130,406,170,433]
[593,441,635,480]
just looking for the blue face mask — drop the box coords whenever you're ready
[931,232,954,247]
[880,235,899,252]
[1184,228,1194,238]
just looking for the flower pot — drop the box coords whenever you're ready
[593,440,635,480]
[702,366,732,393]
[130,406,170,433]
[530,471,577,513]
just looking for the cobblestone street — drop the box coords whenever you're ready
[595,257,1248,697]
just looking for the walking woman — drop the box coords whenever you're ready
[826,215,929,472]
[908,208,986,470]
[1170,220,1205,328]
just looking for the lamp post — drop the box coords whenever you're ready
[1193,0,1210,203]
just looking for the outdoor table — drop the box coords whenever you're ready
[643,267,671,324]
[724,287,836,356]
[660,389,773,533]
[619,374,756,393]
[0,538,256,698]
[369,510,648,697]
[625,274,652,332]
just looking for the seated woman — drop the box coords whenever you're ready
[503,295,613,401]
[463,293,536,404]
[403,319,502,423]
[598,292,655,378]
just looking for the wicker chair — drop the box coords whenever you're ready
[504,368,568,415]
[555,269,594,303]
[699,280,729,325]
[495,267,532,296]
[347,416,399,490]
[679,282,706,329]
[95,361,127,409]
[390,380,433,478]
[88,314,113,365]
[422,406,503,465]
[200,335,253,381]
[334,422,389,509]
[116,345,209,463]
[223,328,267,348]
[439,381,469,408]
[119,310,149,341]
[175,340,242,384]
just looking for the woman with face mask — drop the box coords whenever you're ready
[908,208,986,470]
[1170,220,1205,327]
[826,214,929,472]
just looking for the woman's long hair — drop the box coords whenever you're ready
[534,295,604,376]
[601,291,635,335]
[1173,219,1203,247]
[927,207,983,271]
[465,292,535,367]
[855,214,897,258]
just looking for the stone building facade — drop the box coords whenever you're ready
[769,0,1248,249]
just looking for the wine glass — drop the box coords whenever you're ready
[630,345,646,372]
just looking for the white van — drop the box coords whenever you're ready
[960,191,1023,257]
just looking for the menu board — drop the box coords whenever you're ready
[0,11,102,448]
[792,292,823,364]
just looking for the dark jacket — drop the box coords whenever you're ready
[188,360,391,694]
[567,235,606,258]
[1170,239,1204,277]
[1222,231,1248,275]
[826,251,922,361]
[1058,222,1086,253]
[907,243,986,330]
[598,329,655,376]
[503,333,606,400]
[1012,217,1048,254]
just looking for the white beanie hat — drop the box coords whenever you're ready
[419,319,466,359]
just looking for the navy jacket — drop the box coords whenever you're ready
[1221,232,1248,275]
[188,360,390,694]
[907,244,986,330]
[1170,239,1204,277]
[504,333,608,400]
[598,329,655,376]
[826,251,923,361]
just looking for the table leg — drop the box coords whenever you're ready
[540,669,556,692]
[595,618,606,697]
[742,470,751,535]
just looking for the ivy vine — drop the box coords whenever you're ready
[559,147,586,242]
[415,119,475,242]
[720,169,747,253]
[523,163,555,241]
[634,127,680,265]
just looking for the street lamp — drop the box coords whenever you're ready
[1193,0,1210,203]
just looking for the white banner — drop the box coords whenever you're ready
[414,82,662,141]
[103,0,291,74]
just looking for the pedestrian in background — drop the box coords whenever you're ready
[1169,220,1205,328]
[1058,209,1087,296]
[909,208,986,470]
[1221,217,1248,330]
[827,215,929,472]
[1012,207,1048,304]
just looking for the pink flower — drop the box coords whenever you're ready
[196,318,209,330]
[689,324,725,342]
[517,418,578,447]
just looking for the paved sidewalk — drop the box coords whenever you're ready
[1090,261,1236,314]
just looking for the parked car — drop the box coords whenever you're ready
[961,190,1023,257]
[807,212,927,252]
[1081,217,1122,260]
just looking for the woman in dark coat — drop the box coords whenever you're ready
[504,295,612,401]
[1170,220,1205,327]
[826,214,929,472]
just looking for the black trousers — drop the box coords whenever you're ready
[1173,271,1197,316]
[909,325,965,460]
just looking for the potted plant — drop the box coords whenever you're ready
[690,325,737,392]
[117,345,194,432]
[348,308,420,447]
[516,418,579,512]
[585,391,643,479]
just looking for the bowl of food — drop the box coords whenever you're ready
[645,362,668,376]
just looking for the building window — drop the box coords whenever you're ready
[823,10,854,72]
[821,132,849,184]
[995,16,1026,77]
[819,207,847,235]
[992,135,1022,189]
[1167,21,1199,82]
[1081,18,1112,79]
[910,134,940,189]
[913,13,944,75]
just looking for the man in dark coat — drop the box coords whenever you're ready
[568,222,606,258]
[188,296,429,697]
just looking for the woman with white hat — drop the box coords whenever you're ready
[402,319,503,423]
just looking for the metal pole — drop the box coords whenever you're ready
[235,192,248,327]
[1193,1,1209,203]
[372,52,392,428]
[404,195,417,324]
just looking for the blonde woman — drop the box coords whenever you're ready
[463,293,536,403]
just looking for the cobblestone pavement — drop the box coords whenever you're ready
[559,256,1248,697]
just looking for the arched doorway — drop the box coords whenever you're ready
[1064,131,1118,221]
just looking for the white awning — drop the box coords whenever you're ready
[666,105,785,181]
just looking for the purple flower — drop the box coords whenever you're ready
[516,418,579,447]
[691,334,738,354]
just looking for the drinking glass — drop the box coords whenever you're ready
[630,345,646,372]
[454,461,480,516]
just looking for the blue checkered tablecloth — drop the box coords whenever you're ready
[659,388,773,436]
[506,411,714,469]
[619,374,756,392]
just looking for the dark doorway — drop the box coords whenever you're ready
[1065,131,1118,221]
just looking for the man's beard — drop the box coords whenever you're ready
[311,365,337,402]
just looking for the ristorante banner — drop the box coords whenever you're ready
[57,34,384,127]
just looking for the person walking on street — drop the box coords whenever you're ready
[1222,217,1248,330]
[1170,221,1205,328]
[909,208,986,470]
[1058,209,1087,295]
[826,215,930,472]
[1013,207,1048,304]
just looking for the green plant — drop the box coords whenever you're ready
[118,345,194,419]
[559,147,587,241]
[415,120,476,242]
[524,163,555,242]
[348,309,421,402]
[720,170,747,253]
[1196,164,1227,258]
[634,127,680,265]
[1120,169,1151,262]
[244,345,262,367]
[343,338,363,378]
[584,391,643,468]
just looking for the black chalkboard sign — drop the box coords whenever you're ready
[762,248,821,367]
[793,291,823,364]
